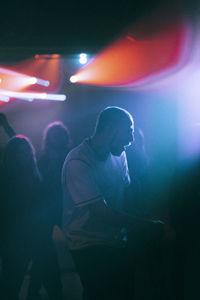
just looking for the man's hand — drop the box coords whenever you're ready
[151,219,165,225]
[149,219,165,239]
[0,113,8,127]
[0,113,16,137]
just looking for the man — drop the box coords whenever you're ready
[62,106,163,300]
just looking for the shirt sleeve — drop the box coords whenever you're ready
[64,159,102,208]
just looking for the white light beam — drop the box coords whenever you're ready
[0,90,66,101]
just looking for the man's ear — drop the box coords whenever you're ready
[105,123,118,141]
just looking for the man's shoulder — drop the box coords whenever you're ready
[64,139,92,165]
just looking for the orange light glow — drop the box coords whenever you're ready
[34,54,60,60]
[0,54,62,105]
[72,6,191,87]
[0,55,61,94]
[35,56,61,92]
[0,67,40,91]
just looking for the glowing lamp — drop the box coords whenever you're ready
[79,53,87,64]
[70,75,78,83]
[28,77,37,84]
[35,79,50,87]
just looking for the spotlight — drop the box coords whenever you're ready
[28,77,37,85]
[80,53,86,58]
[0,68,50,87]
[27,77,50,87]
[35,78,50,87]
[79,53,87,64]
[70,75,78,83]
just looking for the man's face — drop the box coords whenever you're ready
[110,120,134,156]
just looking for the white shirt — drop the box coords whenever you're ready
[62,138,130,250]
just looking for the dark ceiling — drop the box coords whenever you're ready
[0,0,198,59]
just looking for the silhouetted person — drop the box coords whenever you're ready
[27,121,70,300]
[62,106,164,300]
[39,121,71,228]
[0,135,42,300]
[0,115,65,299]
[0,121,63,300]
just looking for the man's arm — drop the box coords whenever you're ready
[89,199,163,229]
[0,113,16,138]
[65,159,164,232]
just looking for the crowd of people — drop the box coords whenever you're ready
[0,106,198,300]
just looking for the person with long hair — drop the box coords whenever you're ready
[40,121,71,228]
[27,121,70,300]
[0,135,42,300]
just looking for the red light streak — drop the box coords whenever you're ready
[71,5,191,87]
